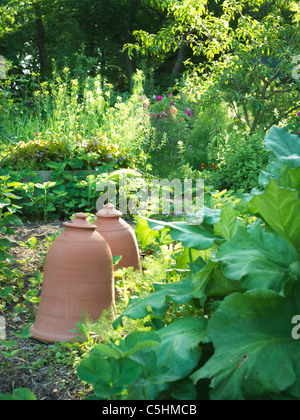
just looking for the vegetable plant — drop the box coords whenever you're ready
[77,126,300,400]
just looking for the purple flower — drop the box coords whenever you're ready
[185,109,192,116]
[170,101,175,106]
[107,153,112,159]
[157,95,163,101]
[297,111,300,116]
[122,155,126,160]
[115,158,118,163]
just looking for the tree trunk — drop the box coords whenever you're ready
[123,50,136,83]
[34,2,47,75]
[171,41,187,78]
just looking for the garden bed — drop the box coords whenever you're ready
[0,221,89,400]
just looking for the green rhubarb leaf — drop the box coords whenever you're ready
[279,167,300,191]
[147,218,223,251]
[135,217,160,248]
[264,126,300,166]
[156,317,209,379]
[213,222,299,294]
[191,283,300,400]
[248,178,300,255]
[214,202,245,240]
[258,126,300,187]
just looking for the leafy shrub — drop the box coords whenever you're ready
[204,130,269,192]
[142,92,197,177]
[285,109,300,137]
[184,103,232,170]
[0,174,23,313]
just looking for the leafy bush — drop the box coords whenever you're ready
[184,103,232,170]
[0,174,23,313]
[142,92,197,177]
[0,167,149,221]
[76,126,300,400]
[204,130,269,192]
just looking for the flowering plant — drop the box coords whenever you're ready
[144,93,194,121]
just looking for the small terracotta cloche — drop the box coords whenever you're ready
[95,203,142,271]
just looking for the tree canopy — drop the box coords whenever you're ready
[0,0,299,121]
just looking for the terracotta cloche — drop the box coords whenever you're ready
[95,203,142,271]
[30,213,114,343]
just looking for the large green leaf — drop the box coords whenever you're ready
[279,167,300,191]
[135,216,160,248]
[78,356,143,398]
[213,223,299,294]
[248,178,300,255]
[156,317,209,379]
[264,126,300,165]
[213,202,245,240]
[191,260,218,300]
[259,127,300,187]
[147,218,223,251]
[129,349,179,399]
[191,283,300,400]
[77,331,162,398]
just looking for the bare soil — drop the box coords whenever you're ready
[0,221,90,400]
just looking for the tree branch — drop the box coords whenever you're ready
[264,88,293,100]
[266,105,300,131]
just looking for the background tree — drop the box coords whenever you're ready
[126,0,300,132]
[0,0,167,89]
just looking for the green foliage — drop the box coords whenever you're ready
[141,91,199,177]
[0,0,165,88]
[134,0,300,134]
[0,387,37,401]
[1,136,130,171]
[77,318,208,400]
[0,326,33,394]
[184,103,231,169]
[0,69,149,172]
[0,174,23,312]
[191,285,300,400]
[77,126,300,400]
[3,168,146,221]
[204,130,269,192]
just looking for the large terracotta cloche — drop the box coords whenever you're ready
[30,213,114,343]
